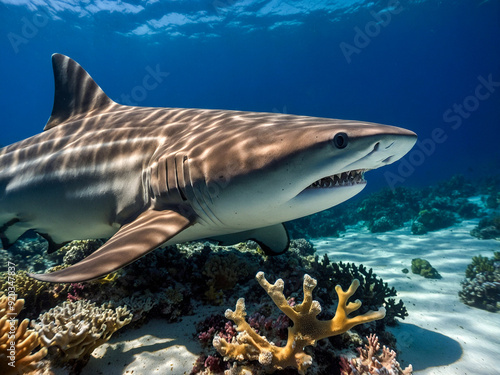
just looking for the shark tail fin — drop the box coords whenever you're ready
[44,54,116,131]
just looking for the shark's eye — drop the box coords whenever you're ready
[333,132,348,149]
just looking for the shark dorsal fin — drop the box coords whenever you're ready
[44,53,115,131]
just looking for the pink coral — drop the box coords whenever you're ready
[196,315,238,347]
[340,334,413,375]
[67,283,85,302]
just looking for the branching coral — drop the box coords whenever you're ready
[465,254,496,278]
[460,252,500,312]
[32,300,132,361]
[312,259,407,325]
[213,272,386,374]
[340,334,412,375]
[0,295,47,375]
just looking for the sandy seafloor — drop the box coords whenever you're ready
[83,209,500,375]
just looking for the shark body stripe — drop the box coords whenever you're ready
[0,54,417,282]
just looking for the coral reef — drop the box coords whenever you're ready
[459,252,500,312]
[112,286,186,323]
[286,205,351,239]
[411,208,457,235]
[0,295,48,375]
[340,334,412,375]
[191,354,226,374]
[0,232,62,273]
[357,187,420,233]
[3,224,408,374]
[61,239,104,265]
[32,299,132,362]
[287,175,485,238]
[202,251,258,304]
[411,258,441,279]
[470,215,500,240]
[213,272,386,374]
[0,271,69,320]
[485,191,500,209]
[465,254,499,279]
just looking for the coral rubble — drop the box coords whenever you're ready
[213,272,386,374]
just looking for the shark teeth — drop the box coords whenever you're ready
[307,169,367,189]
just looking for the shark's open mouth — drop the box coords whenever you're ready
[307,169,367,189]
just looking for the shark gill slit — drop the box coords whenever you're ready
[185,159,223,226]
[174,156,187,201]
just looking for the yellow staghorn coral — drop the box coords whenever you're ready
[213,272,386,374]
[0,295,48,375]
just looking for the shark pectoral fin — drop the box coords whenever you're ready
[210,223,290,256]
[38,233,68,254]
[249,224,290,255]
[29,209,194,283]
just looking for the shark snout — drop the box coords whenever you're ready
[370,131,417,166]
[342,128,417,172]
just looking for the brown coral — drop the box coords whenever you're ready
[213,272,386,374]
[202,251,258,305]
[0,271,69,317]
[340,334,412,375]
[0,295,48,375]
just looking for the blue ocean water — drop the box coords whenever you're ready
[1,3,500,375]
[1,0,499,194]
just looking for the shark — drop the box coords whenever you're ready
[0,54,417,283]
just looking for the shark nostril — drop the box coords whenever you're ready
[373,142,380,151]
[382,156,392,163]
[385,141,395,149]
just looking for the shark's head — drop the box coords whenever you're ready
[181,114,417,230]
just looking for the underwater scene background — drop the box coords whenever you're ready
[0,1,499,375]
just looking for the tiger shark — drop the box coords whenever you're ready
[0,54,417,283]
